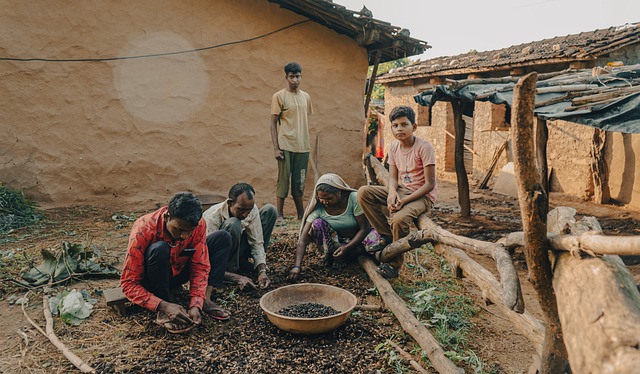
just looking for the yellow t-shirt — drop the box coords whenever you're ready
[271,88,313,153]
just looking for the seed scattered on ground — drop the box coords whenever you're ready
[277,303,340,318]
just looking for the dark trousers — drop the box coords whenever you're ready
[220,204,277,272]
[141,231,232,302]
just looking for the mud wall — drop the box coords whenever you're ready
[0,0,368,206]
[472,101,510,183]
[606,132,640,209]
[546,120,595,199]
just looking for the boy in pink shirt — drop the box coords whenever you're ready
[358,106,437,278]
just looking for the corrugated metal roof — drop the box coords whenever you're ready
[267,0,429,64]
[379,22,639,82]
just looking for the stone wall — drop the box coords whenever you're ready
[608,44,640,66]
[0,0,369,206]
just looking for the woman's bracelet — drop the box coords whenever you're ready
[292,265,301,269]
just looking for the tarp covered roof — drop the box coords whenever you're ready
[267,0,429,64]
[414,64,640,134]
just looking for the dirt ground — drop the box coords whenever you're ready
[1,180,639,373]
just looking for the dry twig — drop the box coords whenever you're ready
[20,290,96,373]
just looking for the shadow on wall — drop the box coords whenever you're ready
[616,133,636,203]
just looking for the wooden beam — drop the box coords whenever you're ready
[452,100,471,217]
[535,118,549,195]
[358,256,464,373]
[590,129,609,204]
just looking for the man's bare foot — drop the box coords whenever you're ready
[202,299,230,321]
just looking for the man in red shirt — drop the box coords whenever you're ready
[120,192,232,333]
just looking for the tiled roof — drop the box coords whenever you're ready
[267,0,429,64]
[379,22,639,82]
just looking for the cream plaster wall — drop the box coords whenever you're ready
[0,0,368,206]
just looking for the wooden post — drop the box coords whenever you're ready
[451,100,471,217]
[591,129,610,204]
[511,72,568,373]
[535,118,549,195]
[364,50,382,116]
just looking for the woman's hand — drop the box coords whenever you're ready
[288,266,301,281]
[332,245,348,259]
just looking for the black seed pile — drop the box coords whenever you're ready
[277,302,340,318]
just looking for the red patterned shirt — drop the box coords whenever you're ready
[120,206,210,311]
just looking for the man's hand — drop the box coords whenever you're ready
[237,275,258,290]
[158,301,194,326]
[257,271,271,289]
[188,306,202,325]
[274,149,284,160]
[288,266,301,281]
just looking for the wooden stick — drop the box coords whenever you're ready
[500,230,640,256]
[358,256,464,374]
[21,292,96,373]
[479,139,508,189]
[511,72,568,373]
[354,304,383,311]
[571,85,640,106]
[536,84,599,94]
[443,129,480,156]
[388,340,430,374]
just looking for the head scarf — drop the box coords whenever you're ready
[299,173,356,235]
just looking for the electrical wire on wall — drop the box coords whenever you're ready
[0,20,311,63]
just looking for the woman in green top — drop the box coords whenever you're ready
[288,173,379,281]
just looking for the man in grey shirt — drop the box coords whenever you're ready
[203,183,276,289]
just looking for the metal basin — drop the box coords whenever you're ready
[197,194,226,212]
[260,283,357,334]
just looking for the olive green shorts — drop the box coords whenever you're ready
[277,151,309,198]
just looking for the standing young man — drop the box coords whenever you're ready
[270,62,314,225]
